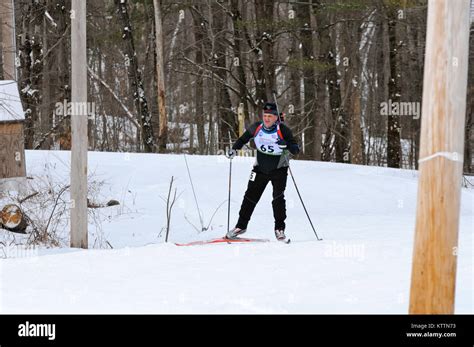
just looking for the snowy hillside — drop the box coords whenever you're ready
[0,150,472,313]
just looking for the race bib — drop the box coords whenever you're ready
[249,171,256,181]
[253,127,283,156]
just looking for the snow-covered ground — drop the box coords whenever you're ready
[0,150,472,313]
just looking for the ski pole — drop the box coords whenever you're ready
[227,155,233,234]
[227,131,233,234]
[288,167,322,241]
[272,90,322,241]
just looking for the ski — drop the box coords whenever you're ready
[175,237,270,247]
[278,238,291,244]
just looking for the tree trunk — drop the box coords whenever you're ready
[40,7,52,150]
[315,3,347,163]
[213,3,236,147]
[254,0,275,103]
[346,21,364,164]
[289,25,302,148]
[325,42,345,161]
[1,0,16,80]
[19,1,44,149]
[386,5,402,168]
[19,29,34,148]
[57,0,71,150]
[191,7,206,154]
[331,23,348,163]
[153,0,167,153]
[230,0,250,125]
[405,12,424,169]
[115,0,155,153]
[298,1,318,160]
[464,23,473,174]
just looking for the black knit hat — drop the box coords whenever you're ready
[262,102,278,116]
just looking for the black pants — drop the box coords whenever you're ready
[236,166,288,231]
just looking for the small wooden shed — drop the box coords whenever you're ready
[0,80,26,179]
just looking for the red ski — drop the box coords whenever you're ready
[175,237,270,247]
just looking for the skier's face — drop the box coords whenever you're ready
[263,113,278,128]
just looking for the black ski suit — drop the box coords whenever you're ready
[232,121,300,231]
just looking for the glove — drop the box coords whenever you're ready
[276,139,287,149]
[289,143,300,155]
[226,149,236,159]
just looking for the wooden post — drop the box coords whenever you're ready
[0,0,16,80]
[70,0,88,249]
[238,103,245,137]
[409,0,470,314]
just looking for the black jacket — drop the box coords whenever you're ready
[232,121,300,174]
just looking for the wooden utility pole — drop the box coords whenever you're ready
[153,0,168,152]
[1,0,16,80]
[409,0,470,314]
[70,0,88,249]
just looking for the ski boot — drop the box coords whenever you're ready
[225,227,246,240]
[275,229,286,241]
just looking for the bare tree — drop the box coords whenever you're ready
[153,0,168,153]
[385,2,402,168]
[115,0,155,153]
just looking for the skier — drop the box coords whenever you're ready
[225,102,300,241]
